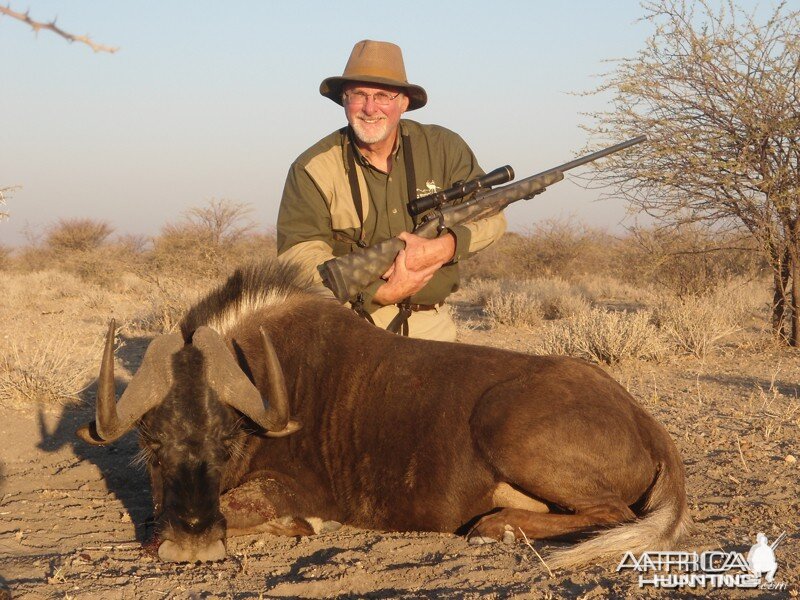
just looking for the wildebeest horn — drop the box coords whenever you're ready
[258,326,301,437]
[96,318,121,440]
[191,326,301,436]
[77,320,185,445]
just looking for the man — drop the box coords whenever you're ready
[277,40,506,341]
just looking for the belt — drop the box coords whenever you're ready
[401,301,444,312]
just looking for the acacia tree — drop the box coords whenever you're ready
[585,0,800,345]
[0,186,14,222]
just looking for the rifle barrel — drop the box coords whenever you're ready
[552,135,647,174]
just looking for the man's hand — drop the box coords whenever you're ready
[373,231,456,305]
[399,231,455,270]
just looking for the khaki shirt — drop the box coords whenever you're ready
[277,119,506,311]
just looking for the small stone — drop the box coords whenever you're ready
[468,535,496,545]
[785,455,796,464]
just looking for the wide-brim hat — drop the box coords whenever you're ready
[320,40,427,111]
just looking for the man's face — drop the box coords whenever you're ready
[343,82,409,146]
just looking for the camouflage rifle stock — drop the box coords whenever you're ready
[318,135,647,302]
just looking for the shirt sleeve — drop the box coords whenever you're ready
[450,211,507,262]
[276,162,336,286]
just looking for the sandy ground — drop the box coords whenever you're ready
[1,301,799,599]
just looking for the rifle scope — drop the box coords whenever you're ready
[408,165,515,218]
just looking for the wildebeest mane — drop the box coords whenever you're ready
[179,260,319,342]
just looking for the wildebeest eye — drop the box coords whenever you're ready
[221,432,243,456]
[222,431,241,444]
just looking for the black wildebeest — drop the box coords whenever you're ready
[77,261,691,566]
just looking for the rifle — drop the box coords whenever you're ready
[318,135,647,302]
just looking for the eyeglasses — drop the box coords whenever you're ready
[343,90,401,107]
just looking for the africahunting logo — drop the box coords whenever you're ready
[617,532,788,590]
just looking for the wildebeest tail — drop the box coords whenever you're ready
[546,442,693,570]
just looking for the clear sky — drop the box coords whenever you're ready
[0,1,782,246]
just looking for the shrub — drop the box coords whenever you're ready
[45,218,114,252]
[532,307,665,365]
[653,287,753,358]
[575,274,655,306]
[184,198,256,246]
[521,277,591,319]
[483,278,590,329]
[150,199,264,279]
[616,225,764,297]
[462,220,616,282]
[485,290,544,329]
[151,221,223,278]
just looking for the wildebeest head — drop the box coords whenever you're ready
[77,320,300,562]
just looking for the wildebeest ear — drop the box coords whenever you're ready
[76,420,110,446]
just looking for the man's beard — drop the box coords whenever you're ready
[350,115,390,145]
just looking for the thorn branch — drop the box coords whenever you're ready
[0,5,118,53]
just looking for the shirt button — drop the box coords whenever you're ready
[388,177,392,182]
[392,209,398,214]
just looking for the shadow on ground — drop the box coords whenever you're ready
[34,333,155,543]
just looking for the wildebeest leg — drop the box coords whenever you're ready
[468,498,635,543]
[220,473,341,538]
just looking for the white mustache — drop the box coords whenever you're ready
[356,114,387,122]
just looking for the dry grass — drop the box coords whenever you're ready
[0,244,11,270]
[0,335,101,407]
[130,276,205,334]
[745,364,800,442]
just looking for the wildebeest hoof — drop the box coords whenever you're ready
[157,539,226,562]
[322,520,342,533]
[308,518,342,534]
[468,535,498,545]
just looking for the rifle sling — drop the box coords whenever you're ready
[345,133,367,247]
